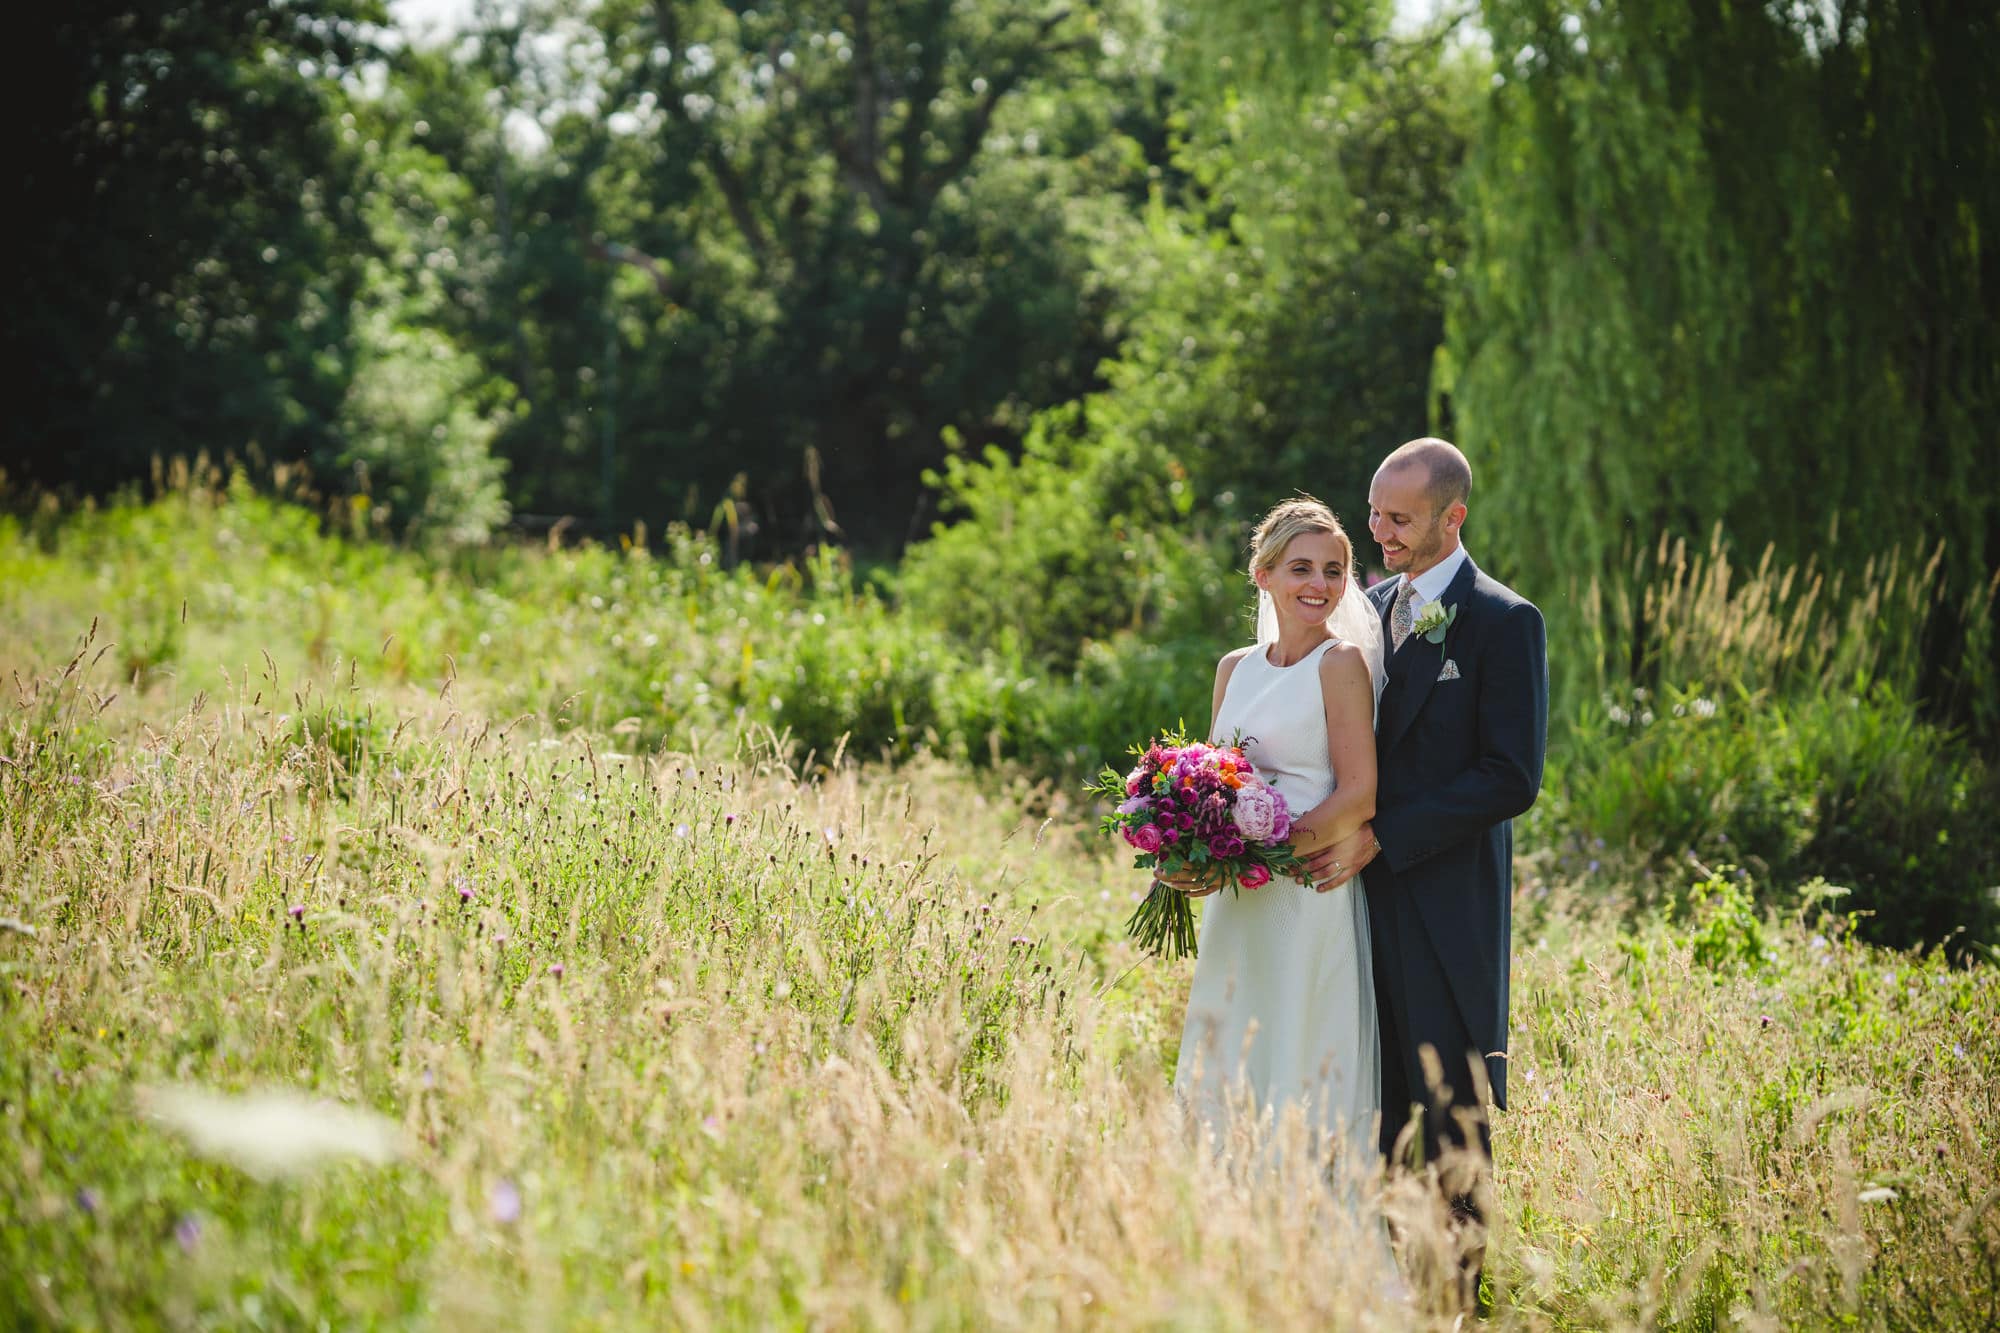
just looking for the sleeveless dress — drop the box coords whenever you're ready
[1174,638,1381,1158]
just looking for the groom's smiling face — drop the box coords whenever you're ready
[1368,463,1460,578]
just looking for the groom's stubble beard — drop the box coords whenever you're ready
[1381,511,1456,579]
[1401,516,1455,577]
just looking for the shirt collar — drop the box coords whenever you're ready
[1403,544,1470,605]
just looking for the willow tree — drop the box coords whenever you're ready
[1445,0,1999,702]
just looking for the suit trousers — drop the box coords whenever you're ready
[1372,889,1494,1196]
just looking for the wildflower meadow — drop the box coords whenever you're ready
[2,489,1995,1330]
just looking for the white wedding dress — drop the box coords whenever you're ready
[1174,627,1382,1168]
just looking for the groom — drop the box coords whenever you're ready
[1312,438,1547,1289]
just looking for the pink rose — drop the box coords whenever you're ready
[1238,864,1272,889]
[1131,823,1164,854]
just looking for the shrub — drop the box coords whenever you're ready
[1789,691,2000,955]
[1545,533,2000,954]
[898,410,1240,669]
[1547,682,1999,956]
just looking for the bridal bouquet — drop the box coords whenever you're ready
[1090,727,1308,959]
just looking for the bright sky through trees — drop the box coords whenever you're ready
[391,0,1455,43]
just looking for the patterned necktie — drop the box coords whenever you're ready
[1390,579,1419,651]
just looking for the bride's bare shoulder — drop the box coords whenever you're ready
[1215,644,1257,683]
[1318,640,1374,691]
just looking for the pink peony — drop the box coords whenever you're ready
[1130,823,1164,853]
[1231,783,1280,842]
[1116,795,1151,816]
[1238,863,1272,889]
[1269,791,1293,842]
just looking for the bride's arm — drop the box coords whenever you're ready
[1208,647,1251,741]
[1287,646,1378,856]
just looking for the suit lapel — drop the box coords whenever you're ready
[1370,578,1397,638]
[1378,556,1479,754]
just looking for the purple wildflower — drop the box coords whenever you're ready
[489,1178,522,1225]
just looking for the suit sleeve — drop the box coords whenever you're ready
[1372,599,1548,874]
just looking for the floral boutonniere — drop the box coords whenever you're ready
[1412,600,1458,645]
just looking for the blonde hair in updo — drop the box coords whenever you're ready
[1249,496,1352,580]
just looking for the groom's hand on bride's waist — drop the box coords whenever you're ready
[1305,822,1379,891]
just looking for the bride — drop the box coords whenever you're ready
[1162,497,1384,1170]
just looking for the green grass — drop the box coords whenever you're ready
[3,487,1996,1329]
[0,471,1229,784]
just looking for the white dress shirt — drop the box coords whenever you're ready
[1396,543,1471,620]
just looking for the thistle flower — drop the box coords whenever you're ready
[489,1178,522,1225]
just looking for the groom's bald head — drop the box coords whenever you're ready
[1377,437,1471,518]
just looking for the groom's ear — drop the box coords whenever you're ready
[1443,501,1468,536]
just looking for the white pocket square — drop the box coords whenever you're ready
[1437,659,1461,682]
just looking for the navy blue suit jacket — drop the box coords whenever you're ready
[1365,556,1546,1112]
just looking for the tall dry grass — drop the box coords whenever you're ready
[1571,524,1998,732]
[2,516,1996,1327]
[1,630,1438,1329]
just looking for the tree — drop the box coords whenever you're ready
[1445,0,1999,714]
[10,2,388,487]
[511,0,1149,548]
[903,1,1482,659]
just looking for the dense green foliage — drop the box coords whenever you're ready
[19,5,1997,625]
[900,4,1478,675]
[0,467,1214,778]
[1539,531,2000,955]
[16,2,387,484]
[1449,0,2000,705]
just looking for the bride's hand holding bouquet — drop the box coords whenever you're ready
[1090,726,1309,959]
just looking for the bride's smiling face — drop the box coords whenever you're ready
[1256,530,1349,627]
